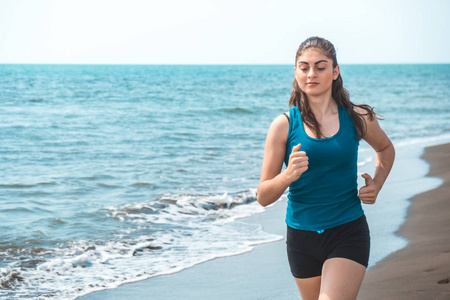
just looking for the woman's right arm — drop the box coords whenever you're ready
[257,115,309,207]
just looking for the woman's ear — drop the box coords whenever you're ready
[333,65,340,80]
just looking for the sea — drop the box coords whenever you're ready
[0,64,449,299]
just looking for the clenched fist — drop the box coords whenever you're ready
[285,144,309,183]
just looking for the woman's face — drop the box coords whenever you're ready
[294,48,339,97]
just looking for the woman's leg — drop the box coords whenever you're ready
[319,258,366,300]
[294,276,321,300]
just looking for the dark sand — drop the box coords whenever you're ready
[359,143,450,299]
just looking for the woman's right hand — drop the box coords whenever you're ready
[285,144,309,183]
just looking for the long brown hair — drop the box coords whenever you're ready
[289,37,379,139]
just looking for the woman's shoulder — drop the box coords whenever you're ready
[352,105,367,114]
[267,112,290,140]
[272,112,289,128]
[274,107,295,123]
[352,105,375,122]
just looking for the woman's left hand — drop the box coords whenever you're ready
[359,173,378,204]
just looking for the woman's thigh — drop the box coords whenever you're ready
[319,257,366,300]
[294,276,321,300]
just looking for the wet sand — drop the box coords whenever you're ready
[79,196,299,300]
[359,143,450,299]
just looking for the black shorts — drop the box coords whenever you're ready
[286,215,370,279]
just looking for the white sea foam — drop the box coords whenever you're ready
[357,155,373,168]
[393,133,450,148]
[0,190,281,299]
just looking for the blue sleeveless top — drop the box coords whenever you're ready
[284,105,363,231]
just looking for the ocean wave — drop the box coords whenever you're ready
[0,182,55,189]
[219,107,254,114]
[393,133,450,148]
[0,190,281,299]
[106,190,262,224]
[131,182,158,188]
[0,183,50,189]
[357,156,373,168]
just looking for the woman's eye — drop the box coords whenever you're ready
[300,68,308,71]
[317,68,325,71]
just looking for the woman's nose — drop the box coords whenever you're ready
[308,69,317,78]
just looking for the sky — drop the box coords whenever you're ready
[0,0,449,64]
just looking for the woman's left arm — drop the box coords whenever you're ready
[357,108,395,204]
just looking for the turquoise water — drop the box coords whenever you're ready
[0,64,449,299]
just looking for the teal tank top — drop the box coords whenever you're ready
[284,105,364,231]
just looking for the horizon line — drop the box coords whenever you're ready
[1,62,450,66]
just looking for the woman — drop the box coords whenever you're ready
[257,37,395,300]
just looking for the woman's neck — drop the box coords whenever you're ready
[307,95,337,120]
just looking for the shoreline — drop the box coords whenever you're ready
[79,196,300,299]
[359,143,450,299]
[79,142,450,299]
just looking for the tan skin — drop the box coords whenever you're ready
[257,49,395,300]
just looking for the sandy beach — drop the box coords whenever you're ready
[80,142,450,300]
[359,143,450,299]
